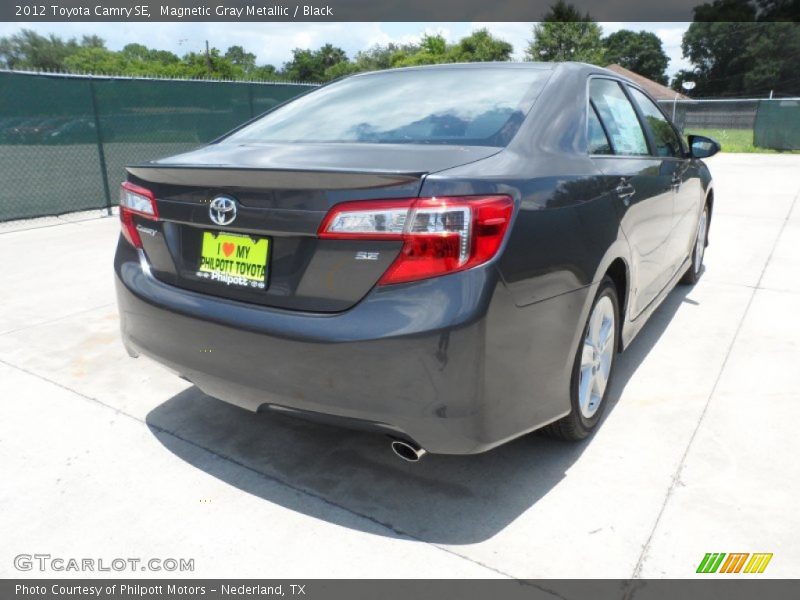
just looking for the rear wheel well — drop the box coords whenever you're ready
[605,259,628,345]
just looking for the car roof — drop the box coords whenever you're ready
[347,61,626,81]
[348,61,556,78]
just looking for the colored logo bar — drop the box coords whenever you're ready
[697,553,773,574]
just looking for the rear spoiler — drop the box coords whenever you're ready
[125,164,424,190]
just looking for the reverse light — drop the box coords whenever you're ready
[119,181,158,248]
[318,195,514,285]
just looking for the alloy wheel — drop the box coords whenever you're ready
[694,209,708,275]
[578,295,616,419]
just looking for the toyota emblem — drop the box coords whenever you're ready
[209,196,238,226]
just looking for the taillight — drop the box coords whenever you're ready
[119,181,158,248]
[318,195,514,285]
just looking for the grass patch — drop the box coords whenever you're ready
[684,128,800,154]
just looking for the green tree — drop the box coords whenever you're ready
[80,35,106,49]
[0,29,288,80]
[324,60,360,80]
[120,43,151,62]
[282,44,348,82]
[63,46,124,73]
[180,47,241,79]
[420,34,447,56]
[252,64,284,80]
[676,0,800,96]
[285,30,514,81]
[392,34,449,66]
[526,1,605,64]
[120,43,180,71]
[316,43,348,70]
[116,44,181,76]
[225,45,257,74]
[352,43,411,71]
[0,27,517,84]
[0,37,15,69]
[0,29,78,70]
[448,28,513,62]
[603,30,669,84]
[282,48,320,81]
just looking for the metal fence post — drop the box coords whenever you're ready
[672,93,678,122]
[88,79,113,216]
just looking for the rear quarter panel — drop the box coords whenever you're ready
[419,65,636,430]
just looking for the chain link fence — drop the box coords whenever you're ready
[658,97,800,152]
[0,71,315,222]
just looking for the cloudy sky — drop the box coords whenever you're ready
[0,21,692,77]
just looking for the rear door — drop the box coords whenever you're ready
[626,86,696,277]
[587,78,673,318]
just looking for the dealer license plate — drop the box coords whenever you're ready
[197,231,269,289]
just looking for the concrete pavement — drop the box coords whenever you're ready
[1,153,798,578]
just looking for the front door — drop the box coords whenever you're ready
[626,86,698,278]
[588,78,674,318]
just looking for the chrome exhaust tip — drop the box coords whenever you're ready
[390,439,427,462]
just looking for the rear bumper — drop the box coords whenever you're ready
[115,239,588,454]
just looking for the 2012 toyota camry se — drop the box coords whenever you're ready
[114,62,718,461]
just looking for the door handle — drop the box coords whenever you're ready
[615,178,636,205]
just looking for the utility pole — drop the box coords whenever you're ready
[205,40,211,76]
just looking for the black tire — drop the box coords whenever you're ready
[542,277,620,441]
[681,205,709,286]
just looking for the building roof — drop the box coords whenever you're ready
[604,64,687,101]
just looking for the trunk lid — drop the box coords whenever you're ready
[126,142,499,312]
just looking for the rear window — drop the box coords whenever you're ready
[223,67,551,147]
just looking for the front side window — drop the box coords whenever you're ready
[589,79,649,156]
[628,87,684,158]
[223,67,552,147]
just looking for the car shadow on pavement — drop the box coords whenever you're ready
[145,284,693,545]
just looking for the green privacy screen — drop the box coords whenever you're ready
[754,99,800,151]
[0,71,315,221]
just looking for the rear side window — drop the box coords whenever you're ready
[589,79,649,156]
[628,87,684,158]
[224,67,552,147]
[588,103,612,154]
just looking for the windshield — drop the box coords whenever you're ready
[223,67,551,147]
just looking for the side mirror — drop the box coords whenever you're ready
[688,134,721,159]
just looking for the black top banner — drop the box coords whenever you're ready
[0,0,768,23]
